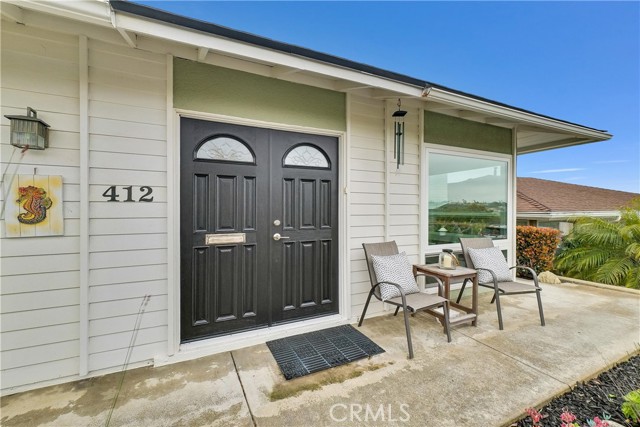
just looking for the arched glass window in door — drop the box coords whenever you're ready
[283,144,330,168]
[195,136,255,164]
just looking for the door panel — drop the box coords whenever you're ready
[243,177,257,231]
[181,118,338,342]
[214,176,237,231]
[270,130,339,324]
[191,246,210,326]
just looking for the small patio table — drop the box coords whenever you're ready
[413,264,479,328]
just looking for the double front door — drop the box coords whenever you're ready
[180,118,339,342]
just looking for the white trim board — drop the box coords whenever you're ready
[166,54,178,357]
[78,34,90,377]
[420,144,515,263]
[155,314,348,366]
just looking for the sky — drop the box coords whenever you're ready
[138,1,640,193]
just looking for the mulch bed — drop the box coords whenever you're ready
[513,354,640,427]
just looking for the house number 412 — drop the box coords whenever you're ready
[102,186,154,202]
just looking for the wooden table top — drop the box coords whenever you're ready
[414,264,477,278]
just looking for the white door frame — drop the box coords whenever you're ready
[161,108,350,365]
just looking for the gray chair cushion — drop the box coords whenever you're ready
[467,247,512,284]
[371,252,420,301]
[386,292,447,311]
[496,281,538,293]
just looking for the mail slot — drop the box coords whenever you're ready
[205,233,246,245]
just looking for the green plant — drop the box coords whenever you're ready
[622,389,640,423]
[555,198,640,288]
[516,226,562,278]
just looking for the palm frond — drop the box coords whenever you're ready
[555,247,611,274]
[623,266,640,289]
[620,223,640,242]
[574,223,624,248]
[625,242,640,261]
[594,257,634,285]
[555,211,639,287]
[620,202,640,225]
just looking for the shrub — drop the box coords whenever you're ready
[555,198,640,288]
[622,389,640,424]
[516,226,562,278]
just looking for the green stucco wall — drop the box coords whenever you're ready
[424,111,512,154]
[174,58,346,131]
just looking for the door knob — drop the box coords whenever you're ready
[273,233,290,241]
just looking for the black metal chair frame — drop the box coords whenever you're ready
[456,237,545,330]
[358,241,452,359]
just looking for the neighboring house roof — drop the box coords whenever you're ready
[517,178,638,217]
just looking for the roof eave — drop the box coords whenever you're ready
[516,135,612,155]
[109,3,613,146]
[4,0,613,148]
[426,88,612,153]
[111,5,427,98]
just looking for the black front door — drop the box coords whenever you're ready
[180,118,339,342]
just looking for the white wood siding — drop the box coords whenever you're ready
[1,22,81,392]
[348,96,386,318]
[87,39,168,373]
[1,12,426,394]
[1,22,169,393]
[348,96,422,321]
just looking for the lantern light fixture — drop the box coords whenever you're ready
[392,99,407,169]
[4,107,50,150]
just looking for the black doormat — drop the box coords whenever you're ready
[266,324,385,380]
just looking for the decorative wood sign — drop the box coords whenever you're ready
[5,175,64,238]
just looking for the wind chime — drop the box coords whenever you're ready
[392,99,407,169]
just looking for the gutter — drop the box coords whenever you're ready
[4,0,112,27]
[517,211,623,220]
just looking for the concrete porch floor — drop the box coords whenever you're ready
[2,281,639,427]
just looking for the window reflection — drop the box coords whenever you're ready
[428,153,508,245]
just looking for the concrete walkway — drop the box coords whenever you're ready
[2,281,639,427]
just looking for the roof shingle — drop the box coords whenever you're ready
[517,178,638,213]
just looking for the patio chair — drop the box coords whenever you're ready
[358,241,451,359]
[456,237,545,330]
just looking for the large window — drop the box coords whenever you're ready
[427,150,510,246]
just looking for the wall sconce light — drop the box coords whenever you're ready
[4,107,50,150]
[392,99,407,169]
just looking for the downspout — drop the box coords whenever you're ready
[421,85,433,99]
